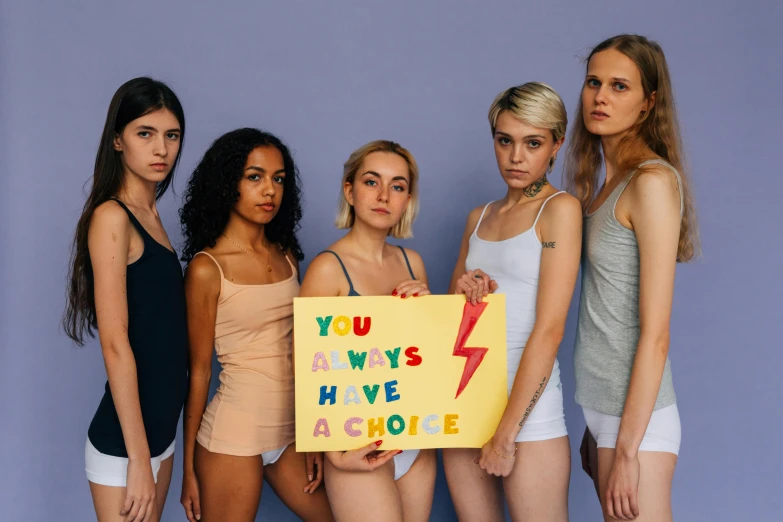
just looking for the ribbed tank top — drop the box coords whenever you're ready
[574,160,683,416]
[465,192,565,393]
[88,199,189,458]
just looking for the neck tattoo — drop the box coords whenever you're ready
[523,177,548,198]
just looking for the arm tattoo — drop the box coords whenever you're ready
[542,242,556,248]
[519,376,547,427]
[523,177,548,198]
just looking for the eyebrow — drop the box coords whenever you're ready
[246,166,286,174]
[362,170,409,182]
[586,74,631,83]
[495,131,547,140]
[135,125,181,133]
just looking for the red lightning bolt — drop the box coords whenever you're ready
[452,301,489,398]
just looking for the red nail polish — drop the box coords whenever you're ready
[392,290,397,296]
[413,293,419,297]
[401,294,406,298]
[397,450,403,455]
[375,440,383,446]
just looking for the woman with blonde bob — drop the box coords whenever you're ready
[298,140,436,521]
[569,34,699,522]
[443,82,582,521]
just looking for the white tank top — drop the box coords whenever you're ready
[465,191,565,392]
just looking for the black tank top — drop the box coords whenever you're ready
[87,199,189,458]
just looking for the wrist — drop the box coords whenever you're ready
[491,437,517,458]
[614,444,638,461]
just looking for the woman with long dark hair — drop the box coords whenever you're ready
[568,34,699,521]
[178,128,333,522]
[64,77,188,522]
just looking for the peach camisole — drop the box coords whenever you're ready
[194,251,299,456]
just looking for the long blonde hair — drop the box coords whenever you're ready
[565,34,699,261]
[336,140,419,238]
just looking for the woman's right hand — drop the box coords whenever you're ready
[180,470,201,522]
[325,441,400,472]
[454,269,498,305]
[122,457,157,522]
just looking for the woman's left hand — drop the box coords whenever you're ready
[303,452,324,493]
[604,453,640,520]
[392,280,430,299]
[476,438,516,477]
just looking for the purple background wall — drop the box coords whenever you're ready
[1,1,781,520]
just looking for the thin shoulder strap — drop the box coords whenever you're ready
[532,191,566,228]
[472,202,493,235]
[194,251,225,280]
[321,250,356,294]
[108,197,146,238]
[397,245,416,279]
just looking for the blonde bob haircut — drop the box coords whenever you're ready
[488,82,568,172]
[335,140,419,239]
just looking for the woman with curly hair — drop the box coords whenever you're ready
[64,77,187,522]
[178,128,333,522]
[298,140,436,522]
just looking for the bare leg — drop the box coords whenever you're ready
[195,442,263,522]
[153,454,174,521]
[442,448,504,522]
[595,448,677,522]
[89,482,128,522]
[324,455,403,522]
[502,436,570,522]
[264,443,334,522]
[395,449,437,522]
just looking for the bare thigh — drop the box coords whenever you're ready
[442,448,504,522]
[596,448,677,522]
[503,436,570,522]
[154,454,174,521]
[324,455,402,522]
[89,458,173,522]
[395,449,437,522]
[264,443,334,522]
[195,442,264,522]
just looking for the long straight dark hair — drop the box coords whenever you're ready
[63,77,186,345]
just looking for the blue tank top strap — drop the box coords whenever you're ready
[396,245,416,279]
[321,250,359,296]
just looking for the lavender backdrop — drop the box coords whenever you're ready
[1,1,781,520]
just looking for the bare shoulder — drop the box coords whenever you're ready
[466,204,487,230]
[629,163,681,201]
[184,253,221,289]
[541,192,582,222]
[306,250,347,280]
[90,199,131,232]
[398,246,425,271]
[300,250,346,296]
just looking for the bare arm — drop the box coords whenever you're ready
[447,207,483,294]
[615,166,682,458]
[90,202,150,461]
[492,196,582,450]
[182,255,221,475]
[90,201,157,519]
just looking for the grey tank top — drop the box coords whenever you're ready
[574,159,683,416]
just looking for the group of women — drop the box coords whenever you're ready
[64,33,699,522]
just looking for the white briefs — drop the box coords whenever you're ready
[583,403,681,455]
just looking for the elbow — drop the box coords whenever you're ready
[640,330,670,358]
[532,326,565,352]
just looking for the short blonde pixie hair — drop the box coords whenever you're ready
[336,140,420,238]
[488,82,568,172]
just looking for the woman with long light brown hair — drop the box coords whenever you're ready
[568,34,698,522]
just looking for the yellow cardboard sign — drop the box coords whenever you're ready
[294,295,507,451]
